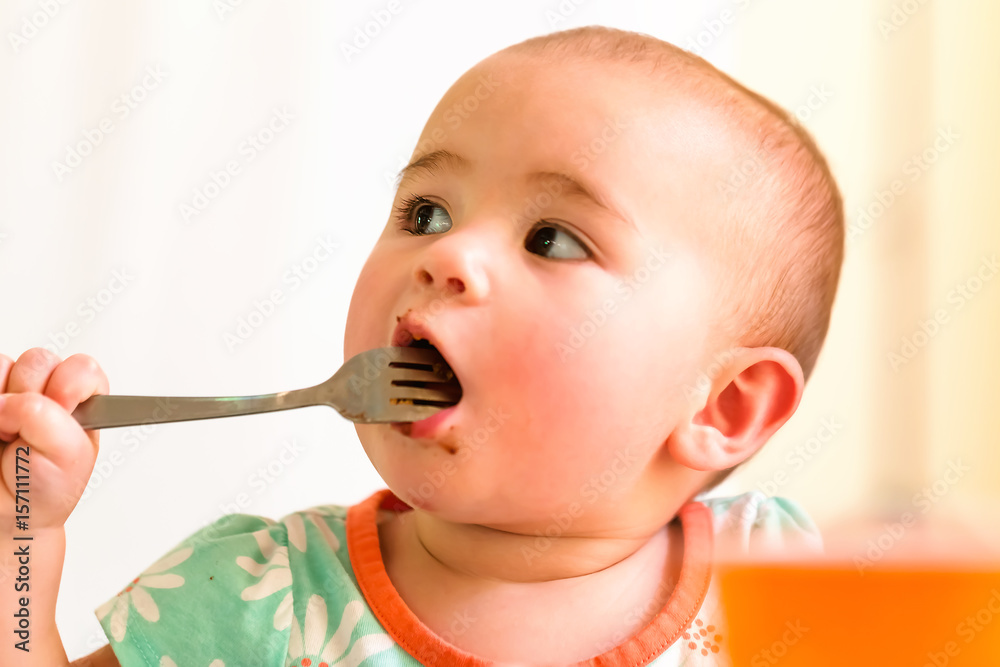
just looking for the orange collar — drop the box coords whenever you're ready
[347,489,713,666]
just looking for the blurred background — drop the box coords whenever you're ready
[0,0,997,659]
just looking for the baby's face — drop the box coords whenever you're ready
[344,53,728,528]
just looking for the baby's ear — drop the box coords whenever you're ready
[667,347,804,472]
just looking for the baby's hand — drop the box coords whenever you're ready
[0,348,109,534]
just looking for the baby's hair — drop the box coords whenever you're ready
[504,26,845,384]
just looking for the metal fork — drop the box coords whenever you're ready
[71,347,461,429]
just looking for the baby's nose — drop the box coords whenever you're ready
[416,271,466,295]
[413,235,490,303]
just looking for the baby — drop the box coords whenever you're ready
[0,25,842,666]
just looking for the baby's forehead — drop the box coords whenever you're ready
[421,49,773,241]
[464,50,760,161]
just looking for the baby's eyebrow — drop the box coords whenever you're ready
[395,150,636,233]
[528,171,636,232]
[395,150,469,188]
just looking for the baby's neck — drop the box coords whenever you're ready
[404,508,666,582]
[379,508,684,661]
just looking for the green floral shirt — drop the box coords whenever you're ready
[95,491,820,666]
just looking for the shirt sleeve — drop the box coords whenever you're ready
[698,491,824,556]
[94,513,293,667]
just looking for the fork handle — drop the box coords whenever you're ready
[72,389,315,429]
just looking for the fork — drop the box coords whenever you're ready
[71,346,461,429]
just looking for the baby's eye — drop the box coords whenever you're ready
[524,223,590,260]
[412,203,452,235]
[396,196,453,236]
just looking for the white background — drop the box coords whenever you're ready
[1,0,997,659]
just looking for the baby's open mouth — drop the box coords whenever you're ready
[390,336,462,409]
[388,314,464,436]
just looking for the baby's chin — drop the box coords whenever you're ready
[357,432,470,505]
[376,464,529,522]
[389,483,575,531]
[390,479,487,516]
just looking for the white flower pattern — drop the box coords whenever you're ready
[238,509,342,631]
[285,596,393,667]
[96,546,193,642]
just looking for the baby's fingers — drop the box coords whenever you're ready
[0,392,95,471]
[5,347,61,395]
[0,350,108,445]
[45,353,110,414]
[0,392,98,528]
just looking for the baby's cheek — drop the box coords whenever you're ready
[344,259,396,355]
